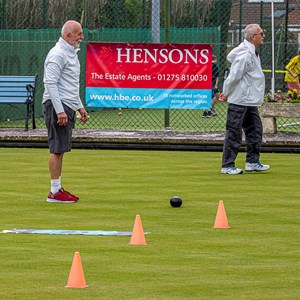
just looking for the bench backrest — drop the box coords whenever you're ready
[0,75,38,104]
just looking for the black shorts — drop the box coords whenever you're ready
[43,100,75,154]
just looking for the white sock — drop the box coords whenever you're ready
[51,178,61,194]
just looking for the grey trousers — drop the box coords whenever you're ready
[222,103,262,168]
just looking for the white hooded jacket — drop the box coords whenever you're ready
[223,39,265,106]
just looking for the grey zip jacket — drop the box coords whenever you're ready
[223,39,265,106]
[43,37,84,114]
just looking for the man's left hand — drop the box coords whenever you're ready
[78,108,89,124]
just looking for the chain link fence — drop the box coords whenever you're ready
[0,0,299,132]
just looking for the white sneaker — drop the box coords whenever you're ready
[245,162,270,172]
[221,167,243,175]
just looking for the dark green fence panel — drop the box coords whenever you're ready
[0,0,299,132]
[0,27,222,131]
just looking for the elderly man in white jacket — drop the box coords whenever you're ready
[220,24,270,175]
[43,20,89,202]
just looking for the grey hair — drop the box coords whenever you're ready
[243,24,260,41]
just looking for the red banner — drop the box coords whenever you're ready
[86,42,212,109]
[86,42,212,89]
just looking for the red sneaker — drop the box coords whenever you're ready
[60,188,79,201]
[47,188,78,203]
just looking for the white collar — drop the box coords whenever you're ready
[58,37,80,56]
[244,39,257,55]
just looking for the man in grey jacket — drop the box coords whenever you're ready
[43,20,88,202]
[220,24,270,175]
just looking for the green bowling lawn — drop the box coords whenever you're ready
[0,148,299,299]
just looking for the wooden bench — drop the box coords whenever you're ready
[0,75,38,131]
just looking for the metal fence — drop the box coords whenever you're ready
[0,0,300,132]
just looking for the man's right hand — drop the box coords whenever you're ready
[57,112,68,126]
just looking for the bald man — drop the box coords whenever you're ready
[220,24,270,175]
[43,20,88,203]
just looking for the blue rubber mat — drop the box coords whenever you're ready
[2,229,134,236]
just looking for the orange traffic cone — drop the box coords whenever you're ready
[129,214,147,245]
[65,252,88,288]
[213,200,230,229]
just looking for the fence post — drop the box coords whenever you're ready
[194,0,198,28]
[43,0,47,29]
[1,0,6,29]
[114,0,119,28]
[142,0,146,28]
[239,0,243,43]
[164,0,171,130]
[151,0,160,43]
